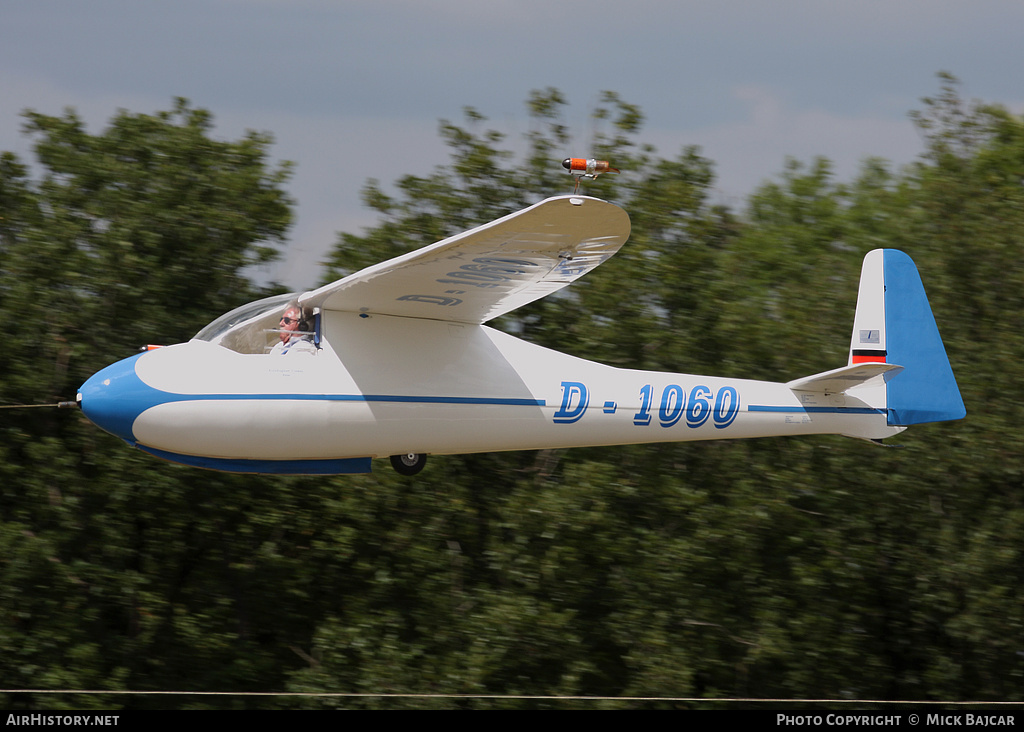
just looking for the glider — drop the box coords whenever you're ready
[77,194,965,475]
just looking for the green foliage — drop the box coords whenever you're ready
[2,79,1022,708]
[0,100,296,708]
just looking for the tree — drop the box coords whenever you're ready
[0,100,300,708]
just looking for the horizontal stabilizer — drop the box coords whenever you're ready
[786,362,904,395]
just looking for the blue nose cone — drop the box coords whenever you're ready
[78,353,149,445]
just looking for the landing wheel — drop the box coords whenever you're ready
[390,453,427,476]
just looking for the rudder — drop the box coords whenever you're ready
[849,249,965,426]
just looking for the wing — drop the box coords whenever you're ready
[299,195,630,324]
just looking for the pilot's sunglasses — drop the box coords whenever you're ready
[280,317,297,325]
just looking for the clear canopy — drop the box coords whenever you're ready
[193,292,297,354]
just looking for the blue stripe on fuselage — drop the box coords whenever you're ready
[747,405,886,415]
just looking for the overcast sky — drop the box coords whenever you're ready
[3,0,1022,289]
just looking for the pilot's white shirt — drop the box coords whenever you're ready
[269,335,317,355]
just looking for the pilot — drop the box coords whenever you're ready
[270,302,317,355]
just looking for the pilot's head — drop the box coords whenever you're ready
[279,303,306,343]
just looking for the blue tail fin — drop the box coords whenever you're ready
[850,249,965,426]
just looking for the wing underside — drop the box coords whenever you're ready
[299,195,630,324]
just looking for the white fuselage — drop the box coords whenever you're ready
[80,311,899,472]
